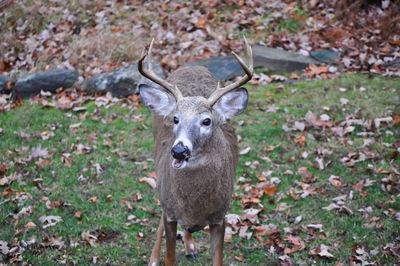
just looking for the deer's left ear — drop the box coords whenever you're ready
[213,87,248,120]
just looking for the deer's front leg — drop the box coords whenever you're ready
[210,221,225,266]
[163,214,177,266]
[148,215,164,266]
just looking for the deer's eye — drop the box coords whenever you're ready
[202,118,211,126]
[173,116,179,124]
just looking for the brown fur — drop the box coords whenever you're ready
[152,66,238,231]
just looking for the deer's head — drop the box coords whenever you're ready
[138,38,253,169]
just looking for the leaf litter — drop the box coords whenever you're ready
[0,0,399,265]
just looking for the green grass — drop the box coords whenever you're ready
[1,74,399,265]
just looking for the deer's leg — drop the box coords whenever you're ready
[210,222,225,266]
[183,230,197,259]
[163,214,177,266]
[148,215,164,266]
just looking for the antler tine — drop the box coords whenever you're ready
[208,37,254,106]
[138,38,183,100]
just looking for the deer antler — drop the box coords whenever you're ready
[207,37,253,106]
[138,38,183,101]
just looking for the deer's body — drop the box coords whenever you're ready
[138,39,253,266]
[153,66,238,232]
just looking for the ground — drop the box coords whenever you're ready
[1,73,399,265]
[1,0,400,265]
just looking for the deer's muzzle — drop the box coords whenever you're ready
[171,142,191,169]
[171,142,190,160]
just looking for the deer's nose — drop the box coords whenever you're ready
[171,142,190,160]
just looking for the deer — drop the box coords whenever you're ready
[138,37,253,266]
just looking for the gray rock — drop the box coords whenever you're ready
[310,49,340,64]
[15,68,78,98]
[0,75,9,94]
[185,56,245,81]
[253,45,321,72]
[82,60,165,97]
[385,58,400,68]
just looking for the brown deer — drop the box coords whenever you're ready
[138,38,253,266]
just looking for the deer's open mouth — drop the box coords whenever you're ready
[172,156,190,169]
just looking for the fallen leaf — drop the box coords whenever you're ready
[195,17,206,29]
[121,198,134,210]
[31,144,50,158]
[224,226,234,243]
[81,231,97,247]
[225,213,241,225]
[240,146,251,155]
[24,221,37,230]
[41,236,64,249]
[322,203,340,211]
[39,215,62,229]
[88,196,97,204]
[284,235,305,254]
[295,135,306,146]
[264,187,278,196]
[319,244,334,258]
[136,232,144,240]
[0,240,9,255]
[307,224,323,232]
[0,172,17,186]
[138,177,156,189]
[234,254,245,262]
[106,194,113,202]
[253,224,278,236]
[328,175,343,186]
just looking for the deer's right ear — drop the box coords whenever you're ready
[139,84,176,115]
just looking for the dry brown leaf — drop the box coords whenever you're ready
[81,231,97,247]
[24,221,36,230]
[284,235,305,254]
[0,172,17,186]
[196,17,207,29]
[0,240,9,255]
[41,236,64,249]
[74,210,82,218]
[264,187,278,196]
[121,198,134,210]
[328,175,343,187]
[88,196,97,204]
[294,135,306,146]
[39,215,62,228]
[138,177,156,189]
[224,226,234,243]
[253,224,278,236]
[234,254,245,262]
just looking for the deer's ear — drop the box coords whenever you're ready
[213,87,248,120]
[139,84,176,115]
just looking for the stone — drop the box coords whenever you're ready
[0,75,9,94]
[82,60,165,97]
[310,49,340,64]
[385,58,400,68]
[185,56,245,81]
[14,68,78,98]
[253,45,321,72]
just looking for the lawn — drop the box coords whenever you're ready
[1,73,399,265]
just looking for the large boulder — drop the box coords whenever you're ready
[82,60,165,97]
[185,46,324,81]
[14,68,79,98]
[185,56,245,81]
[310,49,340,64]
[253,45,321,72]
[0,75,9,94]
